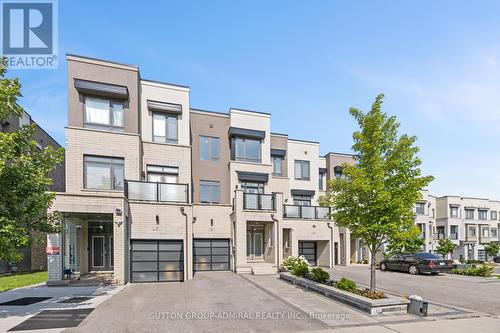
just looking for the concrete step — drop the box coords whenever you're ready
[251,264,277,275]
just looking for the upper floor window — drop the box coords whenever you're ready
[199,136,220,161]
[491,211,498,220]
[153,112,177,144]
[294,160,310,180]
[450,206,459,218]
[415,202,425,215]
[319,172,325,191]
[478,209,488,220]
[240,181,264,194]
[200,180,220,203]
[468,226,476,237]
[481,227,489,237]
[465,208,474,220]
[334,166,345,178]
[147,165,178,183]
[293,195,311,206]
[272,156,283,176]
[84,155,124,190]
[233,137,261,163]
[84,97,124,131]
[491,228,498,238]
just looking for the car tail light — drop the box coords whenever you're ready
[428,260,436,268]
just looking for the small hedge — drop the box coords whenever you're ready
[451,265,493,277]
[330,277,385,299]
[311,268,330,284]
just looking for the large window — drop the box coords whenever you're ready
[240,181,264,194]
[293,195,311,206]
[153,112,178,143]
[147,165,178,183]
[415,202,425,215]
[84,156,124,190]
[233,137,261,163]
[482,227,489,237]
[450,206,459,218]
[491,211,497,220]
[272,156,283,176]
[199,136,220,161]
[468,226,476,237]
[491,228,498,238]
[465,208,475,220]
[294,160,310,180]
[478,209,488,220]
[450,225,458,239]
[319,172,325,190]
[84,97,124,130]
[200,180,220,203]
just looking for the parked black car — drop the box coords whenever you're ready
[494,256,500,263]
[380,252,453,275]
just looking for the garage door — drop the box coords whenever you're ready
[131,240,183,282]
[298,241,316,266]
[193,239,230,271]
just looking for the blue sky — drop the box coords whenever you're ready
[9,1,500,199]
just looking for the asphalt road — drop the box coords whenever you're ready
[327,265,500,315]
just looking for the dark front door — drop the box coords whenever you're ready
[334,242,339,265]
[299,241,317,266]
[88,222,113,271]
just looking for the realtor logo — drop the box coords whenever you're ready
[1,0,58,69]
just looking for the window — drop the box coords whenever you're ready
[491,228,498,238]
[481,227,489,237]
[153,112,178,143]
[84,156,124,190]
[240,181,264,194]
[450,225,458,239]
[200,180,220,203]
[334,166,344,178]
[199,136,219,161]
[465,208,475,220]
[450,206,459,218]
[272,156,283,176]
[233,137,261,163]
[415,203,425,215]
[84,97,124,130]
[294,160,310,180]
[491,211,498,220]
[147,165,178,183]
[293,195,311,206]
[468,226,476,237]
[319,172,325,191]
[478,209,487,220]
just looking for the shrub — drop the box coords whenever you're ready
[281,256,299,271]
[451,265,493,277]
[335,277,357,292]
[283,255,311,277]
[311,268,330,284]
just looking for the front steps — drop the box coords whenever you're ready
[250,263,277,275]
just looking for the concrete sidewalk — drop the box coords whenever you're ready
[0,283,124,332]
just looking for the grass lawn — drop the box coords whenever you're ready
[0,271,47,292]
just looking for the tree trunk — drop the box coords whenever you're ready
[370,246,376,292]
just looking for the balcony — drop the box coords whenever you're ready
[125,180,189,203]
[283,205,331,220]
[449,233,458,240]
[243,193,275,210]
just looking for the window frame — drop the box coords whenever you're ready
[292,195,312,206]
[478,209,487,220]
[294,160,310,180]
[232,137,261,163]
[465,208,475,220]
[146,165,179,183]
[84,96,124,131]
[450,206,459,218]
[199,180,221,204]
[415,203,425,215]
[318,172,325,191]
[491,211,497,220]
[199,135,220,161]
[272,156,284,176]
[83,155,124,191]
[152,112,178,144]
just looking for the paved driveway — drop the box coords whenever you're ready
[64,272,327,333]
[327,265,500,315]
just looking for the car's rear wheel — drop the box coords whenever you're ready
[408,265,419,275]
[380,263,387,271]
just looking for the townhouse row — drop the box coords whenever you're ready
[46,54,499,284]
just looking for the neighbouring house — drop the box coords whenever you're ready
[0,111,65,274]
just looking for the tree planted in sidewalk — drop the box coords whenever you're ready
[320,94,433,291]
[436,238,455,259]
[0,62,64,262]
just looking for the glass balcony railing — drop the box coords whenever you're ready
[283,205,331,219]
[243,193,275,210]
[125,180,189,203]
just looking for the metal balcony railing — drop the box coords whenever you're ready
[243,193,275,210]
[283,205,331,220]
[125,180,189,203]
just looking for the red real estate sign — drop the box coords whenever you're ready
[46,246,60,255]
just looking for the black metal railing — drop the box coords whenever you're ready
[243,193,275,210]
[283,205,331,219]
[125,180,189,203]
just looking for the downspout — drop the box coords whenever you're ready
[327,222,334,268]
[180,207,189,280]
[271,214,279,268]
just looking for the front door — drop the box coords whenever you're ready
[247,227,264,261]
[91,236,105,269]
[88,222,113,271]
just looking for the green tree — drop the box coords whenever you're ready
[320,94,434,291]
[436,239,455,259]
[0,62,64,262]
[386,225,425,256]
[484,242,499,261]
